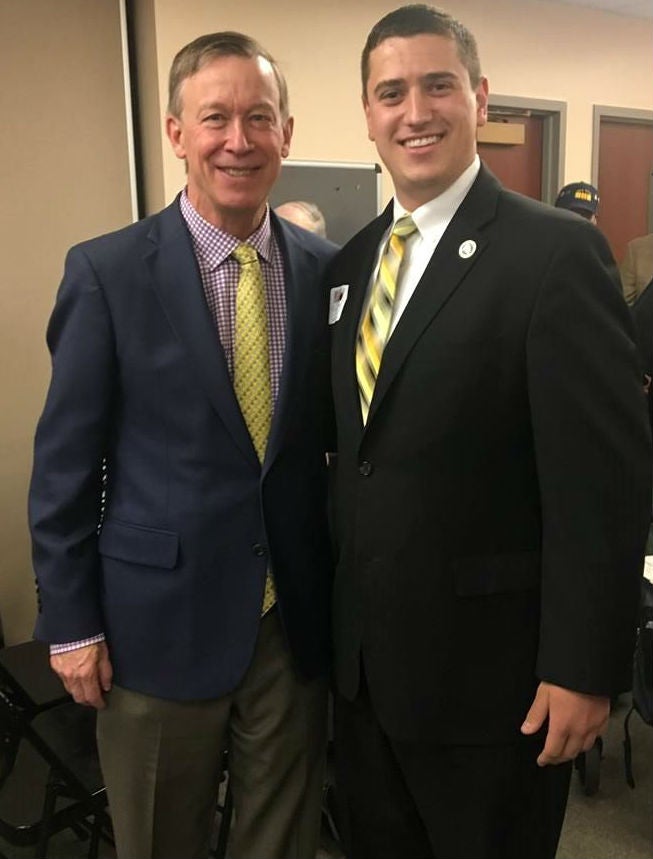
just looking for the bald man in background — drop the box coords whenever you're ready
[276,200,328,237]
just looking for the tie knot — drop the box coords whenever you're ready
[232,243,259,266]
[391,215,417,239]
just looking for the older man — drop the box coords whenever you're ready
[29,31,336,859]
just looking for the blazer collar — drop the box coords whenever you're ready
[265,211,323,472]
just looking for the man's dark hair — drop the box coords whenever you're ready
[168,31,289,120]
[361,4,482,99]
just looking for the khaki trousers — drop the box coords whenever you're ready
[96,609,327,859]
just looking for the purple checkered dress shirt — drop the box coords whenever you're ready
[51,191,287,655]
[179,190,287,400]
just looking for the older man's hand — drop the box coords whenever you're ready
[50,641,113,709]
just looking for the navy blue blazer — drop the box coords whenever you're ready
[29,198,337,700]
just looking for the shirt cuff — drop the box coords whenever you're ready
[50,634,106,655]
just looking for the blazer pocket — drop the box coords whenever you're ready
[98,519,179,569]
[453,551,540,597]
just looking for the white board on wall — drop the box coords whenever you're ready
[270,160,382,246]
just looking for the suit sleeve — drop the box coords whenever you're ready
[29,246,116,643]
[527,223,651,695]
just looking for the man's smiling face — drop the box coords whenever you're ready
[166,54,293,238]
[364,33,488,211]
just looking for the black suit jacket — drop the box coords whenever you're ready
[328,166,650,744]
[29,198,337,701]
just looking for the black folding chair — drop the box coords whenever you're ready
[0,639,112,858]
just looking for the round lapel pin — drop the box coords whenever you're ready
[458,239,477,259]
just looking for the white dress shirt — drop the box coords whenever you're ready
[365,156,481,336]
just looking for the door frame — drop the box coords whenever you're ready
[487,94,566,204]
[592,105,653,230]
[118,0,139,221]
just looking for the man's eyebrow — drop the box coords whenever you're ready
[422,71,458,84]
[247,102,277,112]
[198,99,275,113]
[373,71,459,97]
[373,78,404,97]
[198,100,228,112]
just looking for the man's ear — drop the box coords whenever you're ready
[363,94,375,142]
[475,77,489,128]
[166,114,186,159]
[281,115,294,159]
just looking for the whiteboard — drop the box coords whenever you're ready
[270,160,383,246]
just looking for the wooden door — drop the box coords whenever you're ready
[478,116,544,201]
[597,118,653,264]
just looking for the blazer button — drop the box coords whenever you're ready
[359,461,373,477]
[252,543,267,557]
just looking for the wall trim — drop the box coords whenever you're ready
[119,0,139,222]
[489,94,566,204]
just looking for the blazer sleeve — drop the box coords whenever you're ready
[29,245,116,643]
[526,223,651,695]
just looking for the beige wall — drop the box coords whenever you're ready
[141,0,653,208]
[1,1,133,643]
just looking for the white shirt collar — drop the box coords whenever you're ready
[392,155,481,242]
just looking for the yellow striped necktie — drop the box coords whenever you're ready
[356,215,417,423]
[232,243,276,615]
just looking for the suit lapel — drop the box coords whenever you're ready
[366,167,501,426]
[335,205,394,436]
[264,215,321,472]
[144,200,258,466]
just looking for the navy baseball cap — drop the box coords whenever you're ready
[555,182,599,215]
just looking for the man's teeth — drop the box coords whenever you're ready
[404,135,441,148]
[222,168,255,176]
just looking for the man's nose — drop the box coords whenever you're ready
[225,118,254,152]
[405,89,430,125]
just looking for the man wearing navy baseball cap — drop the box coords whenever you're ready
[555,181,600,224]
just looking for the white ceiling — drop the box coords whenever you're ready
[538,0,653,18]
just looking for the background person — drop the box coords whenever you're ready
[28,31,336,859]
[621,231,653,305]
[275,199,328,237]
[554,180,600,224]
[327,6,650,859]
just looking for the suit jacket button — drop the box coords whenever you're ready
[359,461,373,477]
[252,543,267,557]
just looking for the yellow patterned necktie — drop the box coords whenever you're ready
[232,243,276,614]
[356,215,417,423]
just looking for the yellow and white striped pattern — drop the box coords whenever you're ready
[356,215,417,423]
